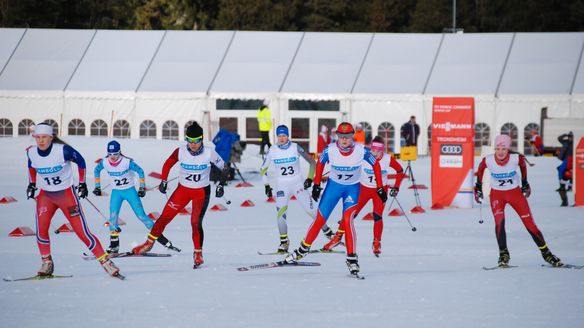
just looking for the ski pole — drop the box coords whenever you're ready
[478,200,484,224]
[393,197,417,232]
[222,196,231,205]
[84,197,109,222]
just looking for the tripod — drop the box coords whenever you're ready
[403,160,423,210]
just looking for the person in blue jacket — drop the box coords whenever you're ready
[93,140,179,253]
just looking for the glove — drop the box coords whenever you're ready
[521,180,531,198]
[215,184,224,198]
[311,184,322,202]
[389,187,399,197]
[265,184,273,198]
[138,187,146,198]
[303,178,313,189]
[26,183,37,199]
[92,187,102,196]
[376,187,388,203]
[159,180,168,194]
[77,183,88,199]
[474,182,483,203]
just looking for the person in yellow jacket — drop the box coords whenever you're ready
[257,99,273,155]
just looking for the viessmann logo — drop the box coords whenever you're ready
[432,122,472,132]
[440,144,463,155]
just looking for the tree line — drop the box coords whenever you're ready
[1,0,583,32]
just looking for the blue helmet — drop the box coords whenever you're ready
[107,140,121,154]
[276,125,289,137]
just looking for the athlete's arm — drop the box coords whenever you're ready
[161,148,179,181]
[297,144,316,179]
[364,149,383,189]
[129,160,146,189]
[313,146,330,185]
[63,144,86,183]
[259,148,272,185]
[94,160,104,188]
[389,156,405,188]
[476,158,487,184]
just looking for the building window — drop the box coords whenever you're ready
[523,123,540,155]
[0,118,13,137]
[289,100,340,111]
[68,119,85,136]
[500,122,518,151]
[246,117,260,142]
[91,120,108,137]
[220,117,238,134]
[474,123,490,150]
[44,119,59,136]
[113,120,130,138]
[377,122,395,153]
[162,120,178,140]
[18,119,34,136]
[217,99,262,110]
[292,118,310,150]
[140,120,157,139]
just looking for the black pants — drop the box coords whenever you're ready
[260,131,271,154]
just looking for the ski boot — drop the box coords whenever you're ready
[277,235,289,253]
[193,249,204,269]
[322,226,335,240]
[498,248,510,267]
[321,230,344,252]
[132,235,156,254]
[107,233,120,254]
[38,255,54,276]
[372,239,381,257]
[346,254,360,275]
[284,241,310,263]
[98,255,121,277]
[158,234,181,252]
[540,246,563,267]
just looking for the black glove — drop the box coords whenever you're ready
[92,187,102,196]
[303,178,313,189]
[312,184,322,202]
[376,187,388,203]
[159,180,168,194]
[77,182,88,199]
[474,182,483,203]
[26,183,37,199]
[215,184,224,198]
[389,187,399,197]
[265,184,273,198]
[138,187,146,198]
[521,180,531,198]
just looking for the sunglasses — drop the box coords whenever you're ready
[108,152,121,156]
[185,135,203,144]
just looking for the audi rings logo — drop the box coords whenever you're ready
[440,144,463,155]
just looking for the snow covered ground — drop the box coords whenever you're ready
[0,136,582,328]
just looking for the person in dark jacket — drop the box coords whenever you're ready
[400,116,420,147]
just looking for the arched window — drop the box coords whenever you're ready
[377,122,395,153]
[427,124,432,152]
[0,118,13,137]
[474,123,490,149]
[113,120,130,138]
[91,119,108,137]
[18,119,34,136]
[44,119,59,136]
[523,123,540,155]
[500,122,518,151]
[162,120,179,140]
[140,120,156,139]
[68,119,85,136]
[357,121,372,144]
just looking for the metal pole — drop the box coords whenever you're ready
[453,0,457,31]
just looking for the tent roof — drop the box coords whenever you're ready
[0,28,25,76]
[426,33,514,95]
[498,32,584,95]
[0,29,93,91]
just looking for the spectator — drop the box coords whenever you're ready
[354,123,366,145]
[400,115,420,147]
[330,128,338,144]
[530,129,544,156]
[556,132,574,206]
[257,99,272,155]
[317,125,330,157]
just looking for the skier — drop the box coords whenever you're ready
[132,122,228,269]
[474,134,563,267]
[93,140,178,253]
[26,123,121,278]
[322,136,404,256]
[284,122,387,275]
[260,125,334,253]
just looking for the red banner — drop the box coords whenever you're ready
[575,137,584,206]
[431,97,475,208]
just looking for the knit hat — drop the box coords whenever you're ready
[185,122,204,142]
[276,125,289,137]
[107,140,121,154]
[494,134,511,149]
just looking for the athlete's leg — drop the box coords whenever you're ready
[507,188,546,248]
[108,189,124,232]
[190,186,210,250]
[372,186,388,242]
[35,190,59,258]
[125,188,154,230]
[149,184,192,238]
[490,189,509,251]
[275,182,292,237]
[341,183,362,255]
[302,181,343,246]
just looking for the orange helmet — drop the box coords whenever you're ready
[336,122,354,137]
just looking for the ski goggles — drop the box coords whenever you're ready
[185,135,203,144]
[337,132,354,139]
